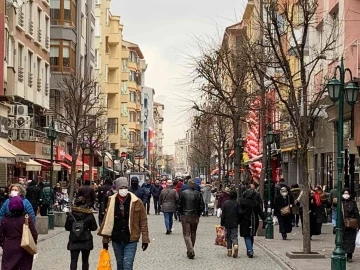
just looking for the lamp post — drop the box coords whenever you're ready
[46,120,57,230]
[101,149,106,177]
[81,140,86,185]
[265,125,275,239]
[327,57,359,270]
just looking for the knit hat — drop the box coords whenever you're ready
[9,196,24,212]
[130,177,139,184]
[166,180,173,186]
[115,177,129,190]
[188,180,195,188]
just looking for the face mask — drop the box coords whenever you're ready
[281,192,288,196]
[118,189,128,197]
[10,190,19,197]
[342,194,350,200]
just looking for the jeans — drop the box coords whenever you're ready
[331,209,337,227]
[226,227,238,249]
[164,212,174,230]
[244,236,254,255]
[153,197,160,213]
[144,197,151,213]
[204,203,208,213]
[181,215,199,253]
[112,242,138,270]
[70,250,90,270]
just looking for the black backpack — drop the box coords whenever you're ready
[70,212,85,238]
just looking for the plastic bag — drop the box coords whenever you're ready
[97,249,112,270]
[216,208,222,218]
[214,225,227,247]
[356,231,360,248]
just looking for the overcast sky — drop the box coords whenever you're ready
[111,0,246,154]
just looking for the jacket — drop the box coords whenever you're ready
[151,185,163,198]
[201,185,212,204]
[177,188,204,217]
[159,187,179,212]
[26,184,41,211]
[221,199,241,228]
[98,192,150,244]
[65,206,98,251]
[41,184,54,205]
[78,185,95,207]
[239,197,265,237]
[98,184,112,218]
[217,192,230,209]
[128,186,147,203]
[141,183,153,199]
[329,188,338,209]
[0,197,36,224]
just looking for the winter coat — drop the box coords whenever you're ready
[201,185,212,204]
[0,197,36,224]
[65,206,98,251]
[220,199,241,228]
[159,187,179,213]
[177,188,204,217]
[77,185,95,208]
[0,214,38,270]
[274,194,294,234]
[151,185,163,199]
[141,183,153,199]
[342,199,360,254]
[26,184,41,213]
[328,188,338,210]
[290,188,301,215]
[239,197,265,237]
[129,186,147,204]
[40,184,54,205]
[97,184,112,220]
[217,192,230,209]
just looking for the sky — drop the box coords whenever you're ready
[111,0,247,155]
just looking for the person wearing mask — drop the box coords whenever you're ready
[151,180,163,215]
[290,184,301,227]
[98,177,150,269]
[274,187,294,240]
[328,184,338,234]
[40,182,54,216]
[0,196,38,270]
[341,188,360,262]
[0,184,35,223]
[221,190,241,258]
[77,181,95,208]
[177,180,204,259]
[97,177,113,225]
[239,189,266,258]
[275,178,290,198]
[201,182,212,217]
[26,180,41,215]
[129,177,146,204]
[159,180,179,234]
[141,178,153,215]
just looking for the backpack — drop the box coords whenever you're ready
[42,187,52,205]
[70,212,85,239]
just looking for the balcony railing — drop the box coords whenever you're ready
[18,11,24,28]
[28,73,33,87]
[37,78,41,91]
[45,83,49,96]
[45,36,49,49]
[37,28,42,43]
[28,20,33,35]
[18,67,24,82]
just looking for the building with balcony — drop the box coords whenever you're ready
[174,138,189,174]
[154,102,164,158]
[142,86,155,165]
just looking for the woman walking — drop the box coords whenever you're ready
[201,182,212,216]
[0,196,38,270]
[159,180,179,234]
[341,188,360,262]
[65,196,98,270]
[274,187,294,240]
[239,189,266,258]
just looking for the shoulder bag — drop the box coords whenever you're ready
[342,203,358,230]
[280,196,291,216]
[20,214,37,255]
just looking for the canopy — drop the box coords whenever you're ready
[0,138,30,162]
[64,154,89,170]
[23,159,42,171]
[34,159,61,171]
[0,145,16,164]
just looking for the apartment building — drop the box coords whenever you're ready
[154,102,164,157]
[174,138,189,174]
[142,86,155,165]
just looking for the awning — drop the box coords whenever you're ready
[23,159,42,171]
[59,162,71,170]
[0,145,16,164]
[244,155,263,165]
[34,159,61,171]
[35,159,51,164]
[0,138,30,162]
[64,154,88,169]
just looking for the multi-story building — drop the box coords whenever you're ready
[154,102,164,157]
[142,86,155,165]
[174,138,190,174]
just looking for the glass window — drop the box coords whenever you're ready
[107,118,118,134]
[51,0,76,27]
[129,91,136,102]
[95,18,100,36]
[50,40,75,72]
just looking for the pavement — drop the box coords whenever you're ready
[31,210,291,270]
[256,223,360,270]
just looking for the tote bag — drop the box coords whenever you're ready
[20,214,37,255]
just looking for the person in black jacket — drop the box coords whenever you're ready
[128,177,146,204]
[239,189,266,258]
[274,187,294,240]
[221,190,241,258]
[65,196,98,270]
[151,180,163,215]
[97,177,113,225]
[26,180,41,214]
[177,180,204,259]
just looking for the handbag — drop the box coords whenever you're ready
[342,203,359,230]
[280,196,291,216]
[20,214,37,255]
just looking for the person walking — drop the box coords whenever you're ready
[274,187,294,240]
[151,180,163,215]
[239,189,266,258]
[97,177,113,225]
[26,180,41,215]
[220,190,241,258]
[159,180,179,234]
[77,181,96,208]
[65,196,98,270]
[177,180,204,259]
[141,178,153,215]
[98,177,150,269]
[0,196,38,270]
[128,177,147,204]
[217,187,230,211]
[341,188,360,262]
[328,184,338,234]
[39,182,53,217]
[290,184,301,227]
[201,182,212,216]
[311,186,327,236]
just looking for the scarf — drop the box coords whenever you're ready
[314,192,322,206]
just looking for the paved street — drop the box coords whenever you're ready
[32,211,290,270]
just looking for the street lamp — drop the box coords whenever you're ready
[265,125,275,239]
[46,120,57,230]
[81,139,87,185]
[327,57,359,270]
[101,148,106,177]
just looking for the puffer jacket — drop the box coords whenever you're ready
[0,196,36,223]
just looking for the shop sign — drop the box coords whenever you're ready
[56,144,66,161]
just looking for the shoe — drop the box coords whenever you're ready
[347,257,353,263]
[166,230,171,235]
[296,224,299,227]
[227,249,232,257]
[248,253,254,258]
[282,234,287,240]
[232,245,239,258]
[187,251,195,259]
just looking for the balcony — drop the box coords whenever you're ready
[28,73,33,88]
[45,36,49,49]
[107,82,120,94]
[128,81,136,90]
[128,61,137,70]
[17,11,24,30]
[26,20,34,37]
[108,33,120,44]
[18,67,24,83]
[128,101,136,110]
[35,28,42,46]
[108,58,120,69]
[128,122,137,131]
[37,78,41,92]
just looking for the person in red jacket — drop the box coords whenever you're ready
[175,180,183,193]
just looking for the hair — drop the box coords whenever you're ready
[104,177,113,185]
[9,184,26,196]
[229,190,237,200]
[74,196,87,206]
[291,184,299,189]
[342,187,351,195]
[83,181,90,186]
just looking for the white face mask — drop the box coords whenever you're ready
[10,190,19,197]
[342,194,350,200]
[118,189,128,197]
[281,192,288,197]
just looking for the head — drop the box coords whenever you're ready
[9,184,26,197]
[280,187,288,197]
[146,178,151,185]
[74,196,87,207]
[166,180,173,187]
[185,175,191,181]
[104,177,113,186]
[187,180,195,189]
[249,184,256,190]
[8,196,24,213]
[315,185,322,193]
[244,189,256,199]
[83,181,90,186]
[342,188,351,201]
[115,177,129,197]
[155,180,160,186]
[224,187,230,194]
[130,177,139,188]
[229,190,237,200]
[56,183,61,188]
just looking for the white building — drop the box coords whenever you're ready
[174,138,189,174]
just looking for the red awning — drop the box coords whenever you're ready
[35,159,51,164]
[64,154,83,166]
[58,162,71,170]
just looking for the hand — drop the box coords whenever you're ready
[142,243,148,251]
[103,243,109,250]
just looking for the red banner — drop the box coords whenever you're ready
[56,146,66,161]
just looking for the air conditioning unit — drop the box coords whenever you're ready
[16,116,31,128]
[9,129,18,140]
[19,129,30,140]
[8,105,16,116]
[16,104,28,116]
[8,117,15,128]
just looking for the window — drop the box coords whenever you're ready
[129,70,136,81]
[105,36,109,53]
[107,118,118,134]
[28,51,33,87]
[129,111,136,122]
[105,64,108,82]
[37,8,41,29]
[129,51,137,62]
[45,16,50,37]
[50,40,76,72]
[106,9,110,26]
[94,49,99,68]
[121,59,128,71]
[144,98,148,108]
[7,35,14,67]
[129,91,136,102]
[95,0,101,5]
[37,57,41,78]
[95,18,100,37]
[18,43,24,68]
[50,0,76,27]
[121,81,127,94]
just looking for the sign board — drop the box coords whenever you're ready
[128,172,147,187]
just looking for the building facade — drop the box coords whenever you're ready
[142,86,155,165]
[174,138,189,174]
[153,102,164,157]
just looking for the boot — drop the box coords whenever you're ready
[233,245,239,258]
[227,249,232,257]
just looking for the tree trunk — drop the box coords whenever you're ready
[69,144,79,205]
[233,119,241,198]
[300,148,311,254]
[217,148,222,189]
[89,148,94,183]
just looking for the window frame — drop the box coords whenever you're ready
[50,39,76,73]
[50,0,77,28]
[107,118,118,134]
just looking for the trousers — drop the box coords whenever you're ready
[181,215,199,253]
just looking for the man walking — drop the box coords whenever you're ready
[177,180,204,259]
[151,180,163,215]
[141,178,153,215]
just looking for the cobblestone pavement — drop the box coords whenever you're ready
[33,211,290,270]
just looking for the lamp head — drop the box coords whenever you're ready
[326,77,341,103]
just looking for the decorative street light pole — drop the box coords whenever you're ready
[327,56,359,270]
[46,120,57,230]
[101,149,106,177]
[81,139,86,185]
[265,125,275,239]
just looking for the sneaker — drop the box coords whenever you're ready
[187,251,195,259]
[248,253,254,258]
[227,249,232,257]
[166,230,171,235]
[233,245,239,258]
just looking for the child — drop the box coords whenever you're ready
[220,190,241,258]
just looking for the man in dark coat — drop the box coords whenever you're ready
[151,180,163,215]
[40,182,53,216]
[274,187,294,240]
[77,181,95,208]
[26,180,41,214]
[128,177,146,204]
[97,177,113,225]
[141,178,153,215]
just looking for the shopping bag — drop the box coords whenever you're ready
[97,249,112,270]
[356,231,360,248]
[273,216,278,225]
[214,225,227,247]
[20,215,37,255]
[216,208,222,218]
